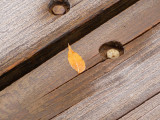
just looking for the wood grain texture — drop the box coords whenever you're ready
[0,0,160,119]
[0,0,120,77]
[0,0,139,90]
[53,24,160,120]
[120,93,160,120]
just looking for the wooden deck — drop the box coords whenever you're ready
[0,0,160,120]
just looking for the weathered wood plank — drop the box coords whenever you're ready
[0,0,120,77]
[53,24,160,120]
[0,0,160,119]
[120,93,160,120]
[0,0,139,90]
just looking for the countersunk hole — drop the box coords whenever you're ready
[99,41,124,60]
[48,0,70,15]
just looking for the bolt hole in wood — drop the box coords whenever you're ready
[99,41,124,60]
[49,0,70,15]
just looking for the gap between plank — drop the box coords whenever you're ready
[117,91,160,120]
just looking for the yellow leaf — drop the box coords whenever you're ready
[68,44,86,73]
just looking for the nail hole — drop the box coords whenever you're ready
[99,41,124,60]
[49,0,70,15]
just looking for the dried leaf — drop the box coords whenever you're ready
[68,44,86,73]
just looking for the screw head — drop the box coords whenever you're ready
[107,48,120,59]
